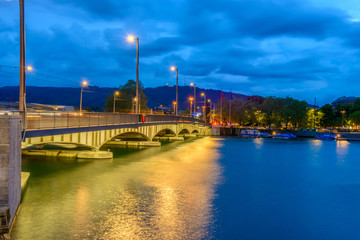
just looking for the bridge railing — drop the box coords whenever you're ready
[21,112,205,130]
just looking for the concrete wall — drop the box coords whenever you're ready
[0,116,21,232]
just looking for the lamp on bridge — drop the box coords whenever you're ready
[172,101,177,115]
[201,92,206,123]
[79,79,88,114]
[132,97,137,114]
[189,97,194,118]
[26,65,33,72]
[127,35,140,114]
[113,91,120,113]
[171,66,179,115]
[190,83,196,117]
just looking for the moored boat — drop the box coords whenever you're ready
[316,134,337,140]
[239,129,261,138]
[272,132,297,139]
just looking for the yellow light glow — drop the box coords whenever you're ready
[134,98,137,101]
[172,101,177,105]
[207,99,211,102]
[127,35,136,42]
[170,66,176,71]
[201,93,205,96]
[26,66,33,71]
[190,83,194,86]
[82,81,88,86]
[115,91,120,95]
[189,97,194,101]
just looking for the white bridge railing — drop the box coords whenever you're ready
[15,112,205,130]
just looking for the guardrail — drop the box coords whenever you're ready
[1,112,206,130]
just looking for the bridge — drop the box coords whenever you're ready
[9,112,211,158]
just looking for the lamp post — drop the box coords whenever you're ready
[190,83,196,117]
[189,97,194,118]
[341,110,346,128]
[113,91,120,113]
[201,92,206,123]
[171,66,178,115]
[79,80,88,113]
[208,99,211,122]
[132,97,137,114]
[127,35,140,114]
[172,101,177,115]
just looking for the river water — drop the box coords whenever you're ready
[11,137,360,240]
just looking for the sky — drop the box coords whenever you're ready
[1,0,360,105]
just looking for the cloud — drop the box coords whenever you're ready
[1,0,360,105]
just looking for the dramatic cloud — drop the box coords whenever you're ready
[1,0,360,104]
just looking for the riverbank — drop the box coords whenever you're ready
[218,126,360,140]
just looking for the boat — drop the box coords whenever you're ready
[260,132,272,138]
[316,134,337,140]
[272,132,297,139]
[239,129,261,138]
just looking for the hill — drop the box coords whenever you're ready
[0,86,247,110]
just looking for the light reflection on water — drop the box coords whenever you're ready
[12,137,223,240]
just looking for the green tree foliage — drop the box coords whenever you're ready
[349,111,360,125]
[105,80,148,113]
[319,104,337,128]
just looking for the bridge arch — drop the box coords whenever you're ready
[178,129,190,135]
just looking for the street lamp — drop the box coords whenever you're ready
[128,35,140,114]
[190,83,196,117]
[201,92,206,123]
[18,0,28,131]
[132,97,137,113]
[79,80,88,113]
[341,110,346,128]
[208,99,212,122]
[171,66,178,115]
[189,97,194,118]
[113,91,120,113]
[172,101,177,115]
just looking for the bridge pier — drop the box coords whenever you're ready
[0,116,22,236]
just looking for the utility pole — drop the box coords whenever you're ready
[19,0,26,129]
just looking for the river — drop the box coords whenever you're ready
[11,137,360,239]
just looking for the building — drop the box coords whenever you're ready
[331,96,358,107]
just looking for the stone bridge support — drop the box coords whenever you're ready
[0,116,21,235]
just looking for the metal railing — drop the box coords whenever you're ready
[1,112,205,130]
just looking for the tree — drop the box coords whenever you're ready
[349,111,360,126]
[105,80,148,113]
[319,104,337,128]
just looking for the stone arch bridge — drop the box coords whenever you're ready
[22,113,211,150]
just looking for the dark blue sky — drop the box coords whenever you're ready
[1,0,360,104]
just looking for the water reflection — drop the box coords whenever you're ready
[12,137,222,240]
[253,138,264,149]
[336,140,350,166]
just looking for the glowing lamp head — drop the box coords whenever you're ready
[189,97,194,101]
[208,99,211,102]
[127,35,136,42]
[82,80,88,86]
[170,66,176,71]
[173,101,177,105]
[115,91,119,95]
[201,92,205,97]
[190,83,194,86]
[26,66,33,71]
[134,97,137,101]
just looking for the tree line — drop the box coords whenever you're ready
[213,96,360,130]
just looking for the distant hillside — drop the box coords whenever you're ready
[0,86,247,110]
